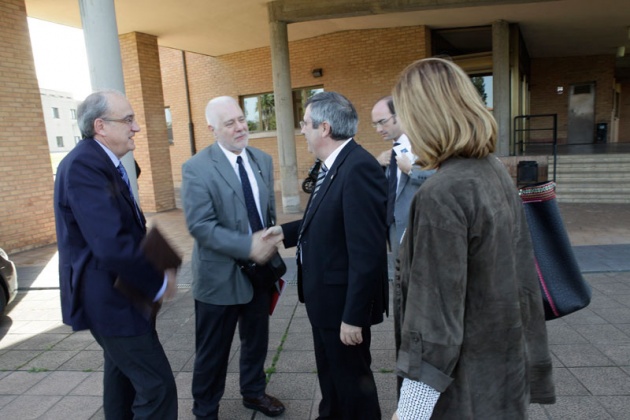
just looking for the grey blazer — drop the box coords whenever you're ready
[181,143,275,305]
[391,166,435,255]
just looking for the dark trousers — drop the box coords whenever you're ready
[91,329,177,420]
[192,288,271,419]
[312,325,381,420]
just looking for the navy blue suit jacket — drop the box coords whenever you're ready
[54,138,163,336]
[283,139,389,329]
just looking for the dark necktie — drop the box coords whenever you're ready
[298,163,328,258]
[237,155,264,233]
[117,163,141,221]
[386,142,399,226]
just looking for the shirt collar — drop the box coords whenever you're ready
[323,138,352,170]
[94,139,122,168]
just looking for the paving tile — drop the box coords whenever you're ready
[266,372,318,400]
[164,349,195,372]
[545,323,589,345]
[39,395,102,420]
[21,350,80,371]
[57,351,103,371]
[552,368,590,396]
[0,349,42,370]
[0,394,17,410]
[9,333,69,351]
[598,396,630,419]
[569,367,630,395]
[24,371,91,395]
[50,332,96,351]
[0,394,61,419]
[68,372,103,396]
[542,396,613,419]
[573,324,630,344]
[595,343,630,366]
[550,344,614,367]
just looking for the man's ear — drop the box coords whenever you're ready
[320,121,331,137]
[94,118,106,136]
[208,124,215,135]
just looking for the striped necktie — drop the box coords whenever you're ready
[117,163,142,221]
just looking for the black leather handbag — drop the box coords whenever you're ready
[240,252,286,290]
[519,182,592,320]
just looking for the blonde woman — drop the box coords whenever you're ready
[391,58,556,419]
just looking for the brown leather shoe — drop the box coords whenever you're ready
[243,393,285,417]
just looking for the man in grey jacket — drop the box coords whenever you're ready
[373,96,434,264]
[181,96,285,419]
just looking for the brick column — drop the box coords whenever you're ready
[119,32,175,212]
[0,0,56,252]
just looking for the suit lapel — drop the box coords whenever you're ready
[300,139,358,234]
[88,139,145,229]
[247,149,269,226]
[209,144,247,208]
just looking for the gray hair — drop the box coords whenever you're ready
[77,90,123,138]
[205,96,238,127]
[305,92,358,140]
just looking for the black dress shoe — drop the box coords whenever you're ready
[243,393,285,417]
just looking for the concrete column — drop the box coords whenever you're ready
[492,20,511,156]
[269,19,301,213]
[79,0,138,198]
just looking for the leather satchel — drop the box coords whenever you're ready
[240,252,287,290]
[519,182,592,320]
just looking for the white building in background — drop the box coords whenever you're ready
[40,88,81,153]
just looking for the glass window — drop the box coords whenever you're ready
[74,136,81,145]
[70,109,77,119]
[56,136,64,147]
[165,107,174,144]
[52,107,60,119]
[241,86,323,133]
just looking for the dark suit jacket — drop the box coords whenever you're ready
[181,143,276,305]
[283,139,388,329]
[54,138,163,336]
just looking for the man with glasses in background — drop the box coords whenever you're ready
[54,90,178,419]
[372,96,434,396]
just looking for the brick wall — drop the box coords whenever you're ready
[120,32,175,212]
[0,0,56,253]
[160,26,430,188]
[530,55,615,144]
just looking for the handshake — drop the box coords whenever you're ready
[249,226,284,264]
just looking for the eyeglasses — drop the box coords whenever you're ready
[102,116,136,126]
[371,115,396,128]
[299,120,310,129]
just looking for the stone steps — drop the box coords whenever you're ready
[550,154,630,203]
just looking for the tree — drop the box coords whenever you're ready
[471,76,488,106]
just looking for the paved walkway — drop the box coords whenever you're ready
[1,200,630,419]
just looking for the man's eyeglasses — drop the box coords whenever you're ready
[102,116,136,126]
[299,120,310,129]
[371,114,396,128]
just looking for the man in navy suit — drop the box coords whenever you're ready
[270,92,388,419]
[54,90,178,419]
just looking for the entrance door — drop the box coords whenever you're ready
[567,82,595,144]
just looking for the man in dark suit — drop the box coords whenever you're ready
[54,90,178,419]
[181,96,285,419]
[270,91,388,419]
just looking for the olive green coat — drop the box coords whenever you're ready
[395,155,555,419]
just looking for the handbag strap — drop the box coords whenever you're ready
[519,181,556,203]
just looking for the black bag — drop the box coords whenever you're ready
[519,181,592,320]
[240,252,287,289]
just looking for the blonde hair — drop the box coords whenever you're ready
[393,58,496,169]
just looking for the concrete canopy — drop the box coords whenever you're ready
[24,0,630,58]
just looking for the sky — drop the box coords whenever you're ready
[28,18,92,100]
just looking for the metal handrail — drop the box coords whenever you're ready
[512,113,557,181]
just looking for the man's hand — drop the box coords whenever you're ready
[249,229,279,264]
[396,153,412,176]
[262,225,284,242]
[340,321,363,346]
[376,149,391,167]
[392,410,400,420]
[163,268,178,301]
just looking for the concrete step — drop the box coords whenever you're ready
[550,153,630,203]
